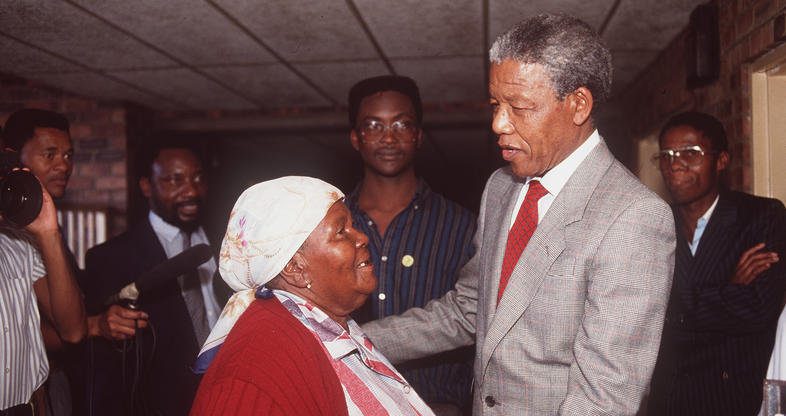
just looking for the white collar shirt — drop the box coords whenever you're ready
[147,211,221,327]
[688,194,720,255]
[509,130,602,228]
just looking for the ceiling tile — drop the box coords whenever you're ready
[604,0,704,50]
[202,64,331,108]
[211,0,377,62]
[108,68,256,110]
[295,60,391,105]
[392,57,486,103]
[0,0,703,114]
[489,0,616,45]
[354,0,483,57]
[26,71,180,110]
[0,0,174,70]
[0,36,82,73]
[69,0,277,66]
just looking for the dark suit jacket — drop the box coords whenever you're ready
[78,217,228,416]
[649,191,786,416]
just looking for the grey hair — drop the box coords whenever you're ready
[489,14,613,107]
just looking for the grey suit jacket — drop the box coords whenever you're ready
[362,139,676,415]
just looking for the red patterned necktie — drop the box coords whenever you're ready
[498,180,548,304]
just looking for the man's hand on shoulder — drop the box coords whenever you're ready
[88,305,149,341]
[731,242,779,285]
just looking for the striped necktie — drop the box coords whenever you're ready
[178,231,210,345]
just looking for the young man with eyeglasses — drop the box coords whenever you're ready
[648,111,786,415]
[345,76,476,415]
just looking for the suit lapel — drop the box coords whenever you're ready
[688,193,737,284]
[482,174,524,325]
[488,205,568,338]
[674,218,693,281]
[480,139,615,376]
[135,217,202,350]
[134,218,169,270]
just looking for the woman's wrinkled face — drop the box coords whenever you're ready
[300,201,376,320]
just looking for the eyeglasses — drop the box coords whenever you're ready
[651,145,714,170]
[357,119,418,143]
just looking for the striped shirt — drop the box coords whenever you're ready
[268,289,435,416]
[0,223,48,409]
[347,179,476,406]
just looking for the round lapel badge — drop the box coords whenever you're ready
[401,254,414,267]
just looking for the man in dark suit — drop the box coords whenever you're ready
[648,111,786,415]
[80,140,225,416]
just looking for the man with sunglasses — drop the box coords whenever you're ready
[648,111,786,415]
[345,75,477,415]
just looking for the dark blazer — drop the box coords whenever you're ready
[78,217,227,416]
[649,190,786,416]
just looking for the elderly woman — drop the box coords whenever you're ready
[190,176,434,416]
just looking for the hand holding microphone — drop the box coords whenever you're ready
[103,244,213,306]
[89,305,148,341]
[94,244,213,341]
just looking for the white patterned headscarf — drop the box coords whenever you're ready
[194,176,343,372]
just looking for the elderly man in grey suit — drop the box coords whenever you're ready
[362,14,676,415]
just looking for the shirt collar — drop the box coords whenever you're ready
[148,210,187,243]
[271,289,368,361]
[526,129,601,196]
[698,194,720,224]
[412,177,430,203]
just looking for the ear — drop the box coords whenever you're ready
[350,129,361,151]
[716,151,730,172]
[139,177,152,198]
[570,87,593,126]
[415,127,423,149]
[279,251,310,288]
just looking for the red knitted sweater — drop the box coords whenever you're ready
[190,298,348,416]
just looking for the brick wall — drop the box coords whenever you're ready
[0,74,129,235]
[606,0,786,191]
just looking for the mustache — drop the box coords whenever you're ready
[175,198,203,209]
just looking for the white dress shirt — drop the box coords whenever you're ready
[688,195,719,255]
[148,211,221,328]
[509,130,602,228]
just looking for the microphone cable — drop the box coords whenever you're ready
[101,305,158,416]
[129,317,158,416]
[88,337,93,416]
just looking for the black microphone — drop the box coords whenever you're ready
[103,244,213,307]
